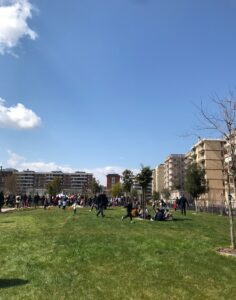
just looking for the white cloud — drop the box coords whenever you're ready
[82,166,139,185]
[0,97,41,129]
[6,151,139,185]
[7,150,76,173]
[0,0,37,54]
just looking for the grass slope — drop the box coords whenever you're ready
[0,207,236,300]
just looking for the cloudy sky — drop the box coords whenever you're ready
[1,0,236,184]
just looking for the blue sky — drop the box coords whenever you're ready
[0,0,236,183]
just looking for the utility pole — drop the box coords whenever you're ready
[0,165,2,192]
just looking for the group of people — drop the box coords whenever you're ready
[1,191,190,224]
[121,198,174,223]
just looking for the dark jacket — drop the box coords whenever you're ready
[97,193,108,208]
[179,196,188,208]
[125,202,132,213]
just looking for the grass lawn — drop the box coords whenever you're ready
[0,207,236,300]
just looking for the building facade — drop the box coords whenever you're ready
[1,169,93,195]
[132,179,153,201]
[164,154,185,191]
[185,139,225,206]
[152,164,165,193]
[106,174,121,190]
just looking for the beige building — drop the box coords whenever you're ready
[185,139,225,206]
[164,154,185,191]
[152,164,165,193]
[152,169,156,193]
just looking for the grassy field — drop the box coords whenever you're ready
[0,207,236,300]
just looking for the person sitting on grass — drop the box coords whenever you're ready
[154,208,165,221]
[164,209,173,221]
[131,207,139,217]
[138,207,151,219]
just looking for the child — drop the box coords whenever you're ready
[72,202,78,215]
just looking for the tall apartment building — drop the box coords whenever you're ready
[222,134,236,204]
[132,179,153,201]
[164,154,185,191]
[185,139,225,205]
[152,169,156,192]
[152,164,165,193]
[1,169,93,195]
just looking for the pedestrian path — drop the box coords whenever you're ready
[1,208,17,213]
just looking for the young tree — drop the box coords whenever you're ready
[91,179,102,195]
[199,95,236,248]
[136,165,152,218]
[47,177,62,197]
[130,188,138,199]
[122,169,134,196]
[161,188,171,201]
[152,191,160,201]
[4,174,17,195]
[184,163,207,212]
[111,182,122,198]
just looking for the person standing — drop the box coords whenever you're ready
[62,197,67,210]
[0,191,4,213]
[58,198,62,209]
[173,197,178,211]
[96,192,108,217]
[179,194,189,216]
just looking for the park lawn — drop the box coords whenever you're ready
[0,207,236,300]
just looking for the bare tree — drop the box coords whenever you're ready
[199,94,236,249]
[4,174,17,195]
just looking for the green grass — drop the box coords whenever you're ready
[0,207,236,300]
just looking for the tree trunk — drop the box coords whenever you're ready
[194,198,198,213]
[227,178,236,249]
[142,188,146,219]
[227,196,235,249]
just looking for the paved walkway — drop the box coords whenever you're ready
[1,208,17,213]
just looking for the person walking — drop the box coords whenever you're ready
[96,192,108,217]
[90,195,97,211]
[72,201,78,215]
[122,199,134,223]
[179,194,189,216]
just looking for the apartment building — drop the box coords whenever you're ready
[152,164,165,193]
[185,139,225,206]
[132,179,153,201]
[164,154,185,191]
[1,169,93,195]
[152,169,156,192]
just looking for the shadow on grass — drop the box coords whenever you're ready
[0,279,29,289]
[173,218,192,222]
[0,221,15,224]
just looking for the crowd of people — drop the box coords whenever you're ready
[1,192,189,222]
